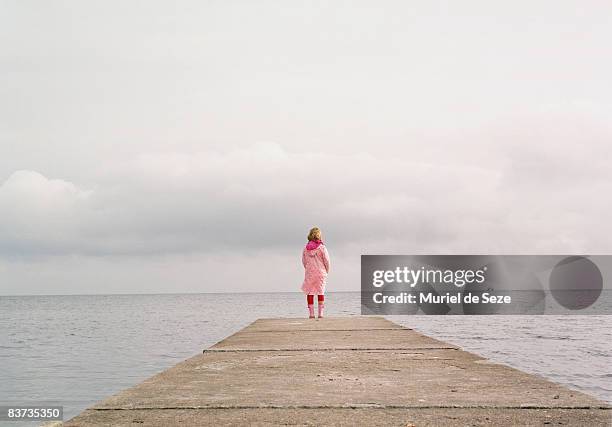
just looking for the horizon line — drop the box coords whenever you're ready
[0,290,360,297]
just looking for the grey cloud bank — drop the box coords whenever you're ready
[2,119,610,257]
[1,114,611,295]
[1,1,611,294]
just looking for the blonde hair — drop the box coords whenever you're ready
[307,227,322,241]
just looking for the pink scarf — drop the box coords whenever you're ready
[306,239,323,250]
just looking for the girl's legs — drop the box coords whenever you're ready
[307,294,315,318]
[317,294,325,318]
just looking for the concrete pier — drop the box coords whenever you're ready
[66,317,610,426]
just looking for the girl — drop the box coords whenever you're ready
[301,227,330,319]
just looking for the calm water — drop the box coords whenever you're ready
[1,293,611,424]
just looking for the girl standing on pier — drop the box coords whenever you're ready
[301,227,330,319]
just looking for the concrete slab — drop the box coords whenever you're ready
[210,317,454,351]
[242,317,406,332]
[66,407,611,427]
[87,349,604,409]
[209,330,456,351]
[65,317,611,426]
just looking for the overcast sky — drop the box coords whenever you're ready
[1,1,611,295]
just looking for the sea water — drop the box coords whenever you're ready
[1,292,610,424]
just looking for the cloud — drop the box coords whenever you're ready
[0,144,497,257]
[1,112,611,262]
[0,170,93,255]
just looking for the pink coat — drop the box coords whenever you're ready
[301,244,330,295]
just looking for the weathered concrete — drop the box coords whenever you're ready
[66,317,611,426]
